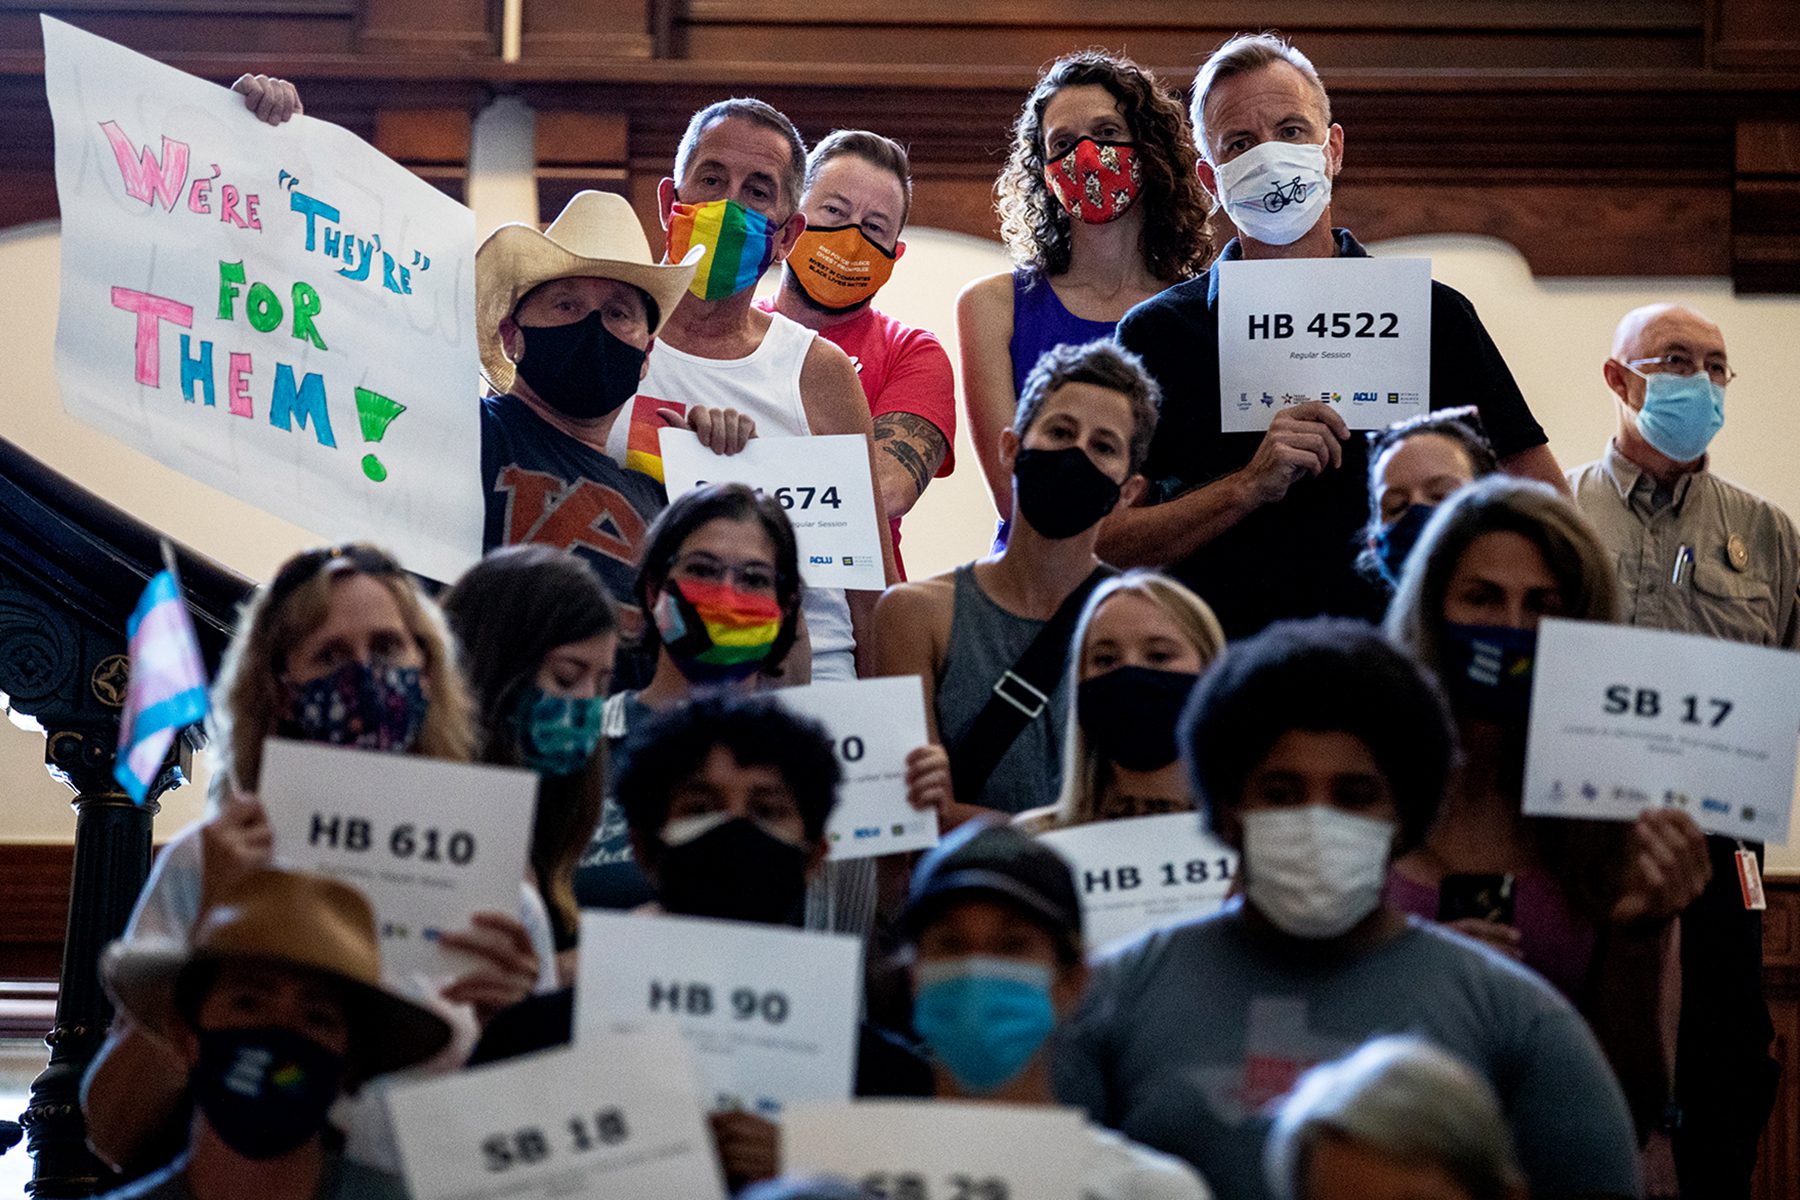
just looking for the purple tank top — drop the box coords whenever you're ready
[1007,270,1117,395]
[1385,868,1597,1002]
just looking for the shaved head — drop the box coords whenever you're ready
[1611,303,1725,363]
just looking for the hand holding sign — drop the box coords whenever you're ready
[258,739,538,983]
[1523,618,1800,844]
[658,428,886,590]
[387,1028,727,1200]
[1217,257,1432,433]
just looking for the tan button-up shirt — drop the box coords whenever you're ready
[1569,440,1800,648]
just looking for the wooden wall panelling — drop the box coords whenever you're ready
[374,107,474,202]
[520,0,653,62]
[356,0,494,57]
[535,110,631,223]
[1712,0,1800,70]
[1733,117,1800,293]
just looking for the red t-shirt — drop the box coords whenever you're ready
[756,301,956,578]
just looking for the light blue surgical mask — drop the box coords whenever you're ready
[510,686,603,776]
[911,957,1057,1094]
[1633,369,1724,463]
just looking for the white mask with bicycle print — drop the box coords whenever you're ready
[1214,137,1333,247]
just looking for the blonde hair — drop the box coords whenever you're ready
[1017,571,1225,833]
[207,546,477,809]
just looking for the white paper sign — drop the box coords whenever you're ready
[387,1027,726,1200]
[259,739,537,981]
[576,912,863,1116]
[774,676,939,860]
[1217,256,1432,432]
[42,18,481,582]
[1523,618,1800,844]
[1037,813,1238,950]
[783,1101,1086,1200]
[658,428,885,590]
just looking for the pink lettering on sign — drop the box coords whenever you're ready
[228,353,254,418]
[109,287,194,386]
[99,122,189,211]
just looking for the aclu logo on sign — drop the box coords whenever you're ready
[854,826,881,840]
[809,555,834,565]
[1352,391,1378,404]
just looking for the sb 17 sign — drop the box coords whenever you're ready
[657,428,887,591]
[258,739,538,982]
[782,1102,1085,1200]
[42,18,481,582]
[386,1027,726,1200]
[576,912,862,1117]
[1217,256,1431,433]
[1037,813,1238,949]
[1523,618,1800,844]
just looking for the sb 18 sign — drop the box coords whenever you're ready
[1524,618,1800,844]
[482,1108,628,1172]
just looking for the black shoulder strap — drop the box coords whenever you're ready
[950,566,1115,806]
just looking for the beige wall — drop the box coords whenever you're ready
[5,199,1799,869]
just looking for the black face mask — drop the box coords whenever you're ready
[514,310,646,420]
[1013,447,1123,539]
[1373,503,1437,588]
[190,1027,345,1160]
[1077,665,1199,771]
[657,817,810,926]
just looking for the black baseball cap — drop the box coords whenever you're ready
[902,819,1083,943]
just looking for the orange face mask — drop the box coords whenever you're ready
[789,225,900,311]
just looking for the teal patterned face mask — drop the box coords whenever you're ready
[510,686,604,776]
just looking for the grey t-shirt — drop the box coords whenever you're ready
[1054,904,1643,1200]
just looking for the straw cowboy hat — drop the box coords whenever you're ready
[476,189,704,394]
[102,869,452,1082]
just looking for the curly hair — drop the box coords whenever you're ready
[995,51,1211,281]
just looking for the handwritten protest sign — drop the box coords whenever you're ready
[43,17,481,581]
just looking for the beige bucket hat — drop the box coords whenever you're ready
[476,190,703,394]
[102,868,453,1081]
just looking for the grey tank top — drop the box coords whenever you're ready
[936,564,1068,813]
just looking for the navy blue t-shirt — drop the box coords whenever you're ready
[480,392,666,611]
[1117,229,1546,638]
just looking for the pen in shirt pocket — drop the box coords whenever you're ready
[1670,544,1694,586]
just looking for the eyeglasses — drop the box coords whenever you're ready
[265,544,403,610]
[1624,354,1736,388]
[670,552,779,596]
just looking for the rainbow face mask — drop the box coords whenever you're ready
[652,577,783,683]
[666,199,781,301]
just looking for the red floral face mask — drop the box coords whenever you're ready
[1044,138,1142,225]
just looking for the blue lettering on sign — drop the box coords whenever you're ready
[854,826,881,839]
[1702,797,1730,814]
[809,555,834,565]
[1352,391,1378,403]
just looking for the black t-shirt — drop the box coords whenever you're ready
[469,986,934,1099]
[480,392,667,612]
[1117,229,1546,638]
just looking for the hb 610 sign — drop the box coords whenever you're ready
[1217,255,1432,433]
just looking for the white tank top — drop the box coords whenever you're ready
[612,313,856,679]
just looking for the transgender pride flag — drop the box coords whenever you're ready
[114,568,208,803]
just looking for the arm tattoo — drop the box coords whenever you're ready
[873,412,949,500]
